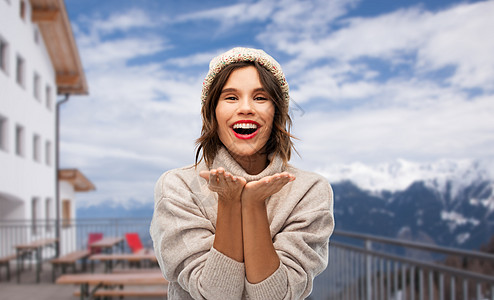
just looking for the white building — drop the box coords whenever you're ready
[0,0,91,256]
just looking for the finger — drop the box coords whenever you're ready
[199,171,210,181]
[224,171,236,182]
[209,169,219,184]
[216,168,227,185]
[280,172,295,181]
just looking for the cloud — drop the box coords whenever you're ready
[92,9,159,34]
[291,92,494,168]
[415,1,494,90]
[175,0,276,24]
[266,1,494,94]
[61,0,494,206]
[165,49,228,68]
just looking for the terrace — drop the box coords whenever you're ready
[0,218,493,300]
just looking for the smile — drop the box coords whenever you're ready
[231,120,260,140]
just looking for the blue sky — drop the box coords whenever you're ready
[60,0,494,206]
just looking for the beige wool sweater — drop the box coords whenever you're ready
[150,147,334,300]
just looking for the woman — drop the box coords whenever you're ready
[150,47,334,300]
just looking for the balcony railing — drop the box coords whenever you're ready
[1,219,493,300]
[0,218,152,256]
[325,230,494,300]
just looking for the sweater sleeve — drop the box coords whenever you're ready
[245,174,334,300]
[150,170,245,300]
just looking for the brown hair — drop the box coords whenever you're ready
[195,61,296,167]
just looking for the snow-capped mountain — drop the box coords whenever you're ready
[319,158,494,250]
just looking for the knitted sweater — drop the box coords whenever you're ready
[150,147,334,300]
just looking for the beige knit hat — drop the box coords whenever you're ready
[201,47,290,105]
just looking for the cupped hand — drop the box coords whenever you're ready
[241,172,295,205]
[200,167,247,202]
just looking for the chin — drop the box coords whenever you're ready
[228,145,263,158]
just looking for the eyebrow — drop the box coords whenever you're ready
[220,87,266,94]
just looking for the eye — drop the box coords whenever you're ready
[224,96,238,101]
[254,96,269,101]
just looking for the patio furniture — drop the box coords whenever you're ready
[15,238,59,283]
[0,254,17,281]
[125,232,144,254]
[56,270,168,300]
[89,237,124,254]
[50,249,91,282]
[89,251,158,273]
[87,232,103,254]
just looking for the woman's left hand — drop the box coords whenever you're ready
[241,172,295,205]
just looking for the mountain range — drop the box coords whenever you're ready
[319,158,494,250]
[77,158,494,251]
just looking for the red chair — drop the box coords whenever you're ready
[125,233,144,254]
[88,232,103,254]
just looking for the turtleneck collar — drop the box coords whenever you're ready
[211,147,284,182]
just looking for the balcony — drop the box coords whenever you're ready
[0,218,493,300]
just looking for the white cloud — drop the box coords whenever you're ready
[79,37,166,69]
[80,8,160,35]
[165,49,228,68]
[291,92,494,169]
[267,1,494,94]
[95,9,158,33]
[415,1,494,90]
[175,0,276,24]
[60,0,494,206]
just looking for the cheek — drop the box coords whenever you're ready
[263,105,275,130]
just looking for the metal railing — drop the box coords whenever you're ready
[326,230,494,300]
[0,218,152,257]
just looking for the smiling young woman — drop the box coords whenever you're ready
[150,47,334,300]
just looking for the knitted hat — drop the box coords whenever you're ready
[201,47,290,105]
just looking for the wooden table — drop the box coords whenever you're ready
[15,238,59,283]
[56,270,167,300]
[89,251,157,273]
[89,237,124,254]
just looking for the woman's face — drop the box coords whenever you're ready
[215,66,275,159]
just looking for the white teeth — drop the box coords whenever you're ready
[233,123,258,130]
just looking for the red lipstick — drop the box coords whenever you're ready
[231,120,260,140]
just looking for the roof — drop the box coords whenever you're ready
[58,169,96,192]
[29,0,88,95]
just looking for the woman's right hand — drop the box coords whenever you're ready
[200,167,247,203]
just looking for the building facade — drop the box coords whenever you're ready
[0,0,89,256]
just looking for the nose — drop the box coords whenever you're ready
[237,97,255,115]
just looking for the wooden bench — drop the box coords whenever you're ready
[74,288,167,298]
[0,254,17,281]
[51,250,91,282]
[57,271,167,299]
[111,268,161,274]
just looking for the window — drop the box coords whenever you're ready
[45,198,52,231]
[15,124,24,156]
[20,0,26,20]
[33,72,41,100]
[62,199,71,228]
[45,140,51,165]
[0,36,8,74]
[31,197,39,234]
[0,115,7,151]
[16,55,25,87]
[34,28,40,44]
[33,134,41,162]
[45,85,52,110]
